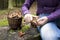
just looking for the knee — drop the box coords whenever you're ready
[40,22,55,32]
[40,22,56,32]
[40,22,58,40]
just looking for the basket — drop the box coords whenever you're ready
[7,10,22,30]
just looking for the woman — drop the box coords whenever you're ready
[21,0,60,40]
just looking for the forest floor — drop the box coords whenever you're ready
[0,2,41,40]
[0,26,40,40]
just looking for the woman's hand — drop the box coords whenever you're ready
[37,16,48,26]
[24,14,39,23]
[24,14,33,23]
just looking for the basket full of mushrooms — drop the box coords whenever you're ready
[7,10,22,30]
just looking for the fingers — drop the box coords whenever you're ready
[37,16,48,26]
[36,17,45,26]
[37,18,43,23]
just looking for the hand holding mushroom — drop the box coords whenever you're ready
[37,16,48,26]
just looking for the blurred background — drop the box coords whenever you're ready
[0,0,36,27]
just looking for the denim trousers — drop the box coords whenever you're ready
[37,13,60,40]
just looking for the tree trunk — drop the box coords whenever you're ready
[8,0,13,9]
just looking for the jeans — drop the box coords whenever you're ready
[37,13,60,40]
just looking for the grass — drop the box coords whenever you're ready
[0,9,9,27]
[0,8,20,15]
[20,24,30,32]
[0,9,10,15]
[0,18,8,27]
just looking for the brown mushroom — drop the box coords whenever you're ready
[18,31,25,37]
[31,16,39,28]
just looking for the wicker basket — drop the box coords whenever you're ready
[7,10,22,30]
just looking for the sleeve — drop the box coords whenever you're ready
[47,1,60,21]
[21,0,35,15]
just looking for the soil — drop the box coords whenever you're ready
[0,27,41,40]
